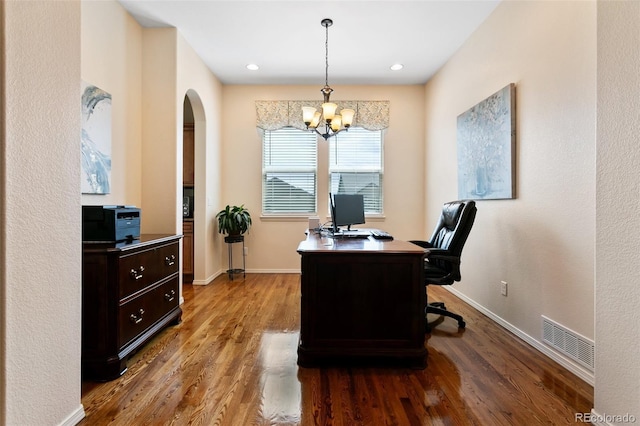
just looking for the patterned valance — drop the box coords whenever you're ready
[256,100,390,131]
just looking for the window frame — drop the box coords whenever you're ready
[328,127,385,216]
[261,127,318,216]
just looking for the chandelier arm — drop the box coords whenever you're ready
[314,124,349,141]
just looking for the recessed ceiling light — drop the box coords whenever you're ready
[246,64,259,71]
[390,63,404,71]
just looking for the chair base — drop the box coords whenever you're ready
[426,302,465,331]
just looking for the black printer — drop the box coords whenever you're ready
[82,205,141,242]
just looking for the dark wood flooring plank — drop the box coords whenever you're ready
[80,273,593,425]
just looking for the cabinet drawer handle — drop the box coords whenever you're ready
[129,266,145,280]
[129,308,145,324]
[164,289,176,302]
[165,254,176,266]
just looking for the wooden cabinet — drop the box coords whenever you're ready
[82,234,182,381]
[182,221,194,281]
[183,124,194,185]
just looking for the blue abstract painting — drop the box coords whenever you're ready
[457,84,516,200]
[81,82,112,194]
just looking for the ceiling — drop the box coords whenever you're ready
[118,0,500,86]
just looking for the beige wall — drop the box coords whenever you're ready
[81,0,143,207]
[424,0,596,381]
[595,0,640,420]
[176,33,224,283]
[2,0,84,424]
[141,28,179,234]
[221,85,425,271]
[81,3,224,286]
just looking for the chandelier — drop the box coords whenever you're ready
[302,18,355,140]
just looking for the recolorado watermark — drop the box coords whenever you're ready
[576,412,636,423]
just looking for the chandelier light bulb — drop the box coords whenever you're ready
[330,115,342,132]
[310,111,322,128]
[322,102,338,123]
[302,106,317,126]
[340,108,355,127]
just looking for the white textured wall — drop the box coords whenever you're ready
[221,85,425,272]
[423,0,596,372]
[1,0,84,424]
[594,0,640,420]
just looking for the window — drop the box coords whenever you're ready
[262,128,317,214]
[329,128,384,214]
[261,127,383,216]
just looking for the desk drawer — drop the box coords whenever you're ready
[119,241,179,299]
[118,276,179,348]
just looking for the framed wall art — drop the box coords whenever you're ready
[81,82,112,194]
[457,83,516,200]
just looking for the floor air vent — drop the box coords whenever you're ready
[542,316,594,371]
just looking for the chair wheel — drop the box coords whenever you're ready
[458,321,466,329]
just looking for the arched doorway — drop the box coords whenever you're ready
[182,96,195,283]
[182,90,206,284]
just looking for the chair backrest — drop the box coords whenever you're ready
[428,200,477,280]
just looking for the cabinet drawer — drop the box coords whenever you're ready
[155,242,180,279]
[118,277,179,348]
[119,241,179,299]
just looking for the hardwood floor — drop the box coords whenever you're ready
[80,273,593,425]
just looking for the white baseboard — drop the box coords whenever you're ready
[191,270,223,285]
[59,404,85,426]
[444,286,595,386]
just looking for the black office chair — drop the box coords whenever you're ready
[410,200,477,330]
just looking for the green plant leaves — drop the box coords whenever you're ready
[216,204,252,235]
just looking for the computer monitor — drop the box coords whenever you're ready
[330,193,365,232]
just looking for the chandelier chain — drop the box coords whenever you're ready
[325,22,329,87]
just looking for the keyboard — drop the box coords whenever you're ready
[338,230,371,238]
[370,229,393,240]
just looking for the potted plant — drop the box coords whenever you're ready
[216,204,252,236]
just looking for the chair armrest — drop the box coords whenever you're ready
[409,240,433,249]
[425,248,461,265]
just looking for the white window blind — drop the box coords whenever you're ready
[329,128,383,213]
[262,128,317,213]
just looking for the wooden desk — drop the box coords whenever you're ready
[297,231,427,368]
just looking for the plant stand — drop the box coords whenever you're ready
[224,235,245,280]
